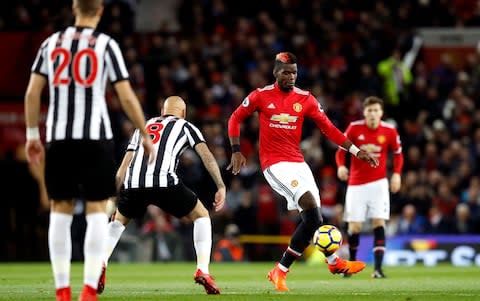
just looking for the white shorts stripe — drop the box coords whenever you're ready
[265,168,294,198]
[263,162,320,212]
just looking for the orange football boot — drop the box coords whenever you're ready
[328,257,366,275]
[267,264,289,292]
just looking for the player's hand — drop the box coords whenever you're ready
[25,139,44,165]
[226,152,246,175]
[390,173,401,193]
[357,150,379,168]
[142,135,156,164]
[213,186,226,212]
[337,165,349,181]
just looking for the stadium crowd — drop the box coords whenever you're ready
[1,0,480,261]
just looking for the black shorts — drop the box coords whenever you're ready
[45,140,116,201]
[117,183,198,219]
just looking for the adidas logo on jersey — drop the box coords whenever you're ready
[358,134,365,140]
[267,103,276,109]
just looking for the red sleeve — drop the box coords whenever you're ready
[391,128,404,173]
[335,125,352,167]
[305,94,347,147]
[228,91,258,138]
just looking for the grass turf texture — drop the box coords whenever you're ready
[0,262,478,300]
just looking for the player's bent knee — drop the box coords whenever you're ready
[298,191,318,210]
[301,207,323,234]
[348,222,363,234]
[186,200,209,221]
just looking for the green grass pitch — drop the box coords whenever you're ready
[0,262,478,300]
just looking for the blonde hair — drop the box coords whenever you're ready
[74,0,102,16]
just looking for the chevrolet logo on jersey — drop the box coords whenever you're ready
[360,143,382,155]
[270,114,298,124]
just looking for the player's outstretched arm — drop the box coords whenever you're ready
[194,142,226,211]
[341,140,379,168]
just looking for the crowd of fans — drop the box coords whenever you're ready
[1,0,480,261]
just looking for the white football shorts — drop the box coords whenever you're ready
[263,161,320,212]
[343,178,390,222]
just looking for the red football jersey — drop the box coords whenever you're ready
[229,83,347,170]
[335,120,404,185]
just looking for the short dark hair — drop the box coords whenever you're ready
[363,96,384,109]
[74,0,102,16]
[274,52,297,71]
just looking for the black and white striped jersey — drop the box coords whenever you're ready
[124,115,206,189]
[31,26,129,142]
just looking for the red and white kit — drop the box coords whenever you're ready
[336,120,403,221]
[229,83,347,210]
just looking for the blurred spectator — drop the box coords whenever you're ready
[377,48,413,120]
[452,203,477,234]
[213,223,245,262]
[396,204,428,234]
[427,205,452,234]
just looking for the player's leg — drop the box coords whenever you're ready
[263,162,322,291]
[105,197,117,218]
[79,200,108,299]
[281,192,321,271]
[45,141,76,300]
[98,188,143,294]
[347,222,362,261]
[335,184,368,276]
[184,200,220,295]
[49,200,75,301]
[160,183,219,294]
[104,210,131,264]
[367,179,390,278]
[186,201,213,272]
[79,140,116,300]
[371,218,386,278]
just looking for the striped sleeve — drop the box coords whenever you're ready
[184,121,205,147]
[105,39,129,84]
[31,37,50,77]
[126,129,141,151]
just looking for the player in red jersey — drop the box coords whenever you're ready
[227,52,379,291]
[335,96,404,278]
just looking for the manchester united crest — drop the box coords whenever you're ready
[377,135,386,144]
[293,103,302,112]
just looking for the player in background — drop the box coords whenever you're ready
[24,1,153,300]
[227,52,379,292]
[98,96,225,295]
[335,96,404,278]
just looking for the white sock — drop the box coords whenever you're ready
[48,212,73,289]
[193,217,212,274]
[84,212,108,289]
[326,253,339,265]
[104,220,126,266]
[277,263,289,272]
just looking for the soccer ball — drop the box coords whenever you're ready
[312,225,343,254]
